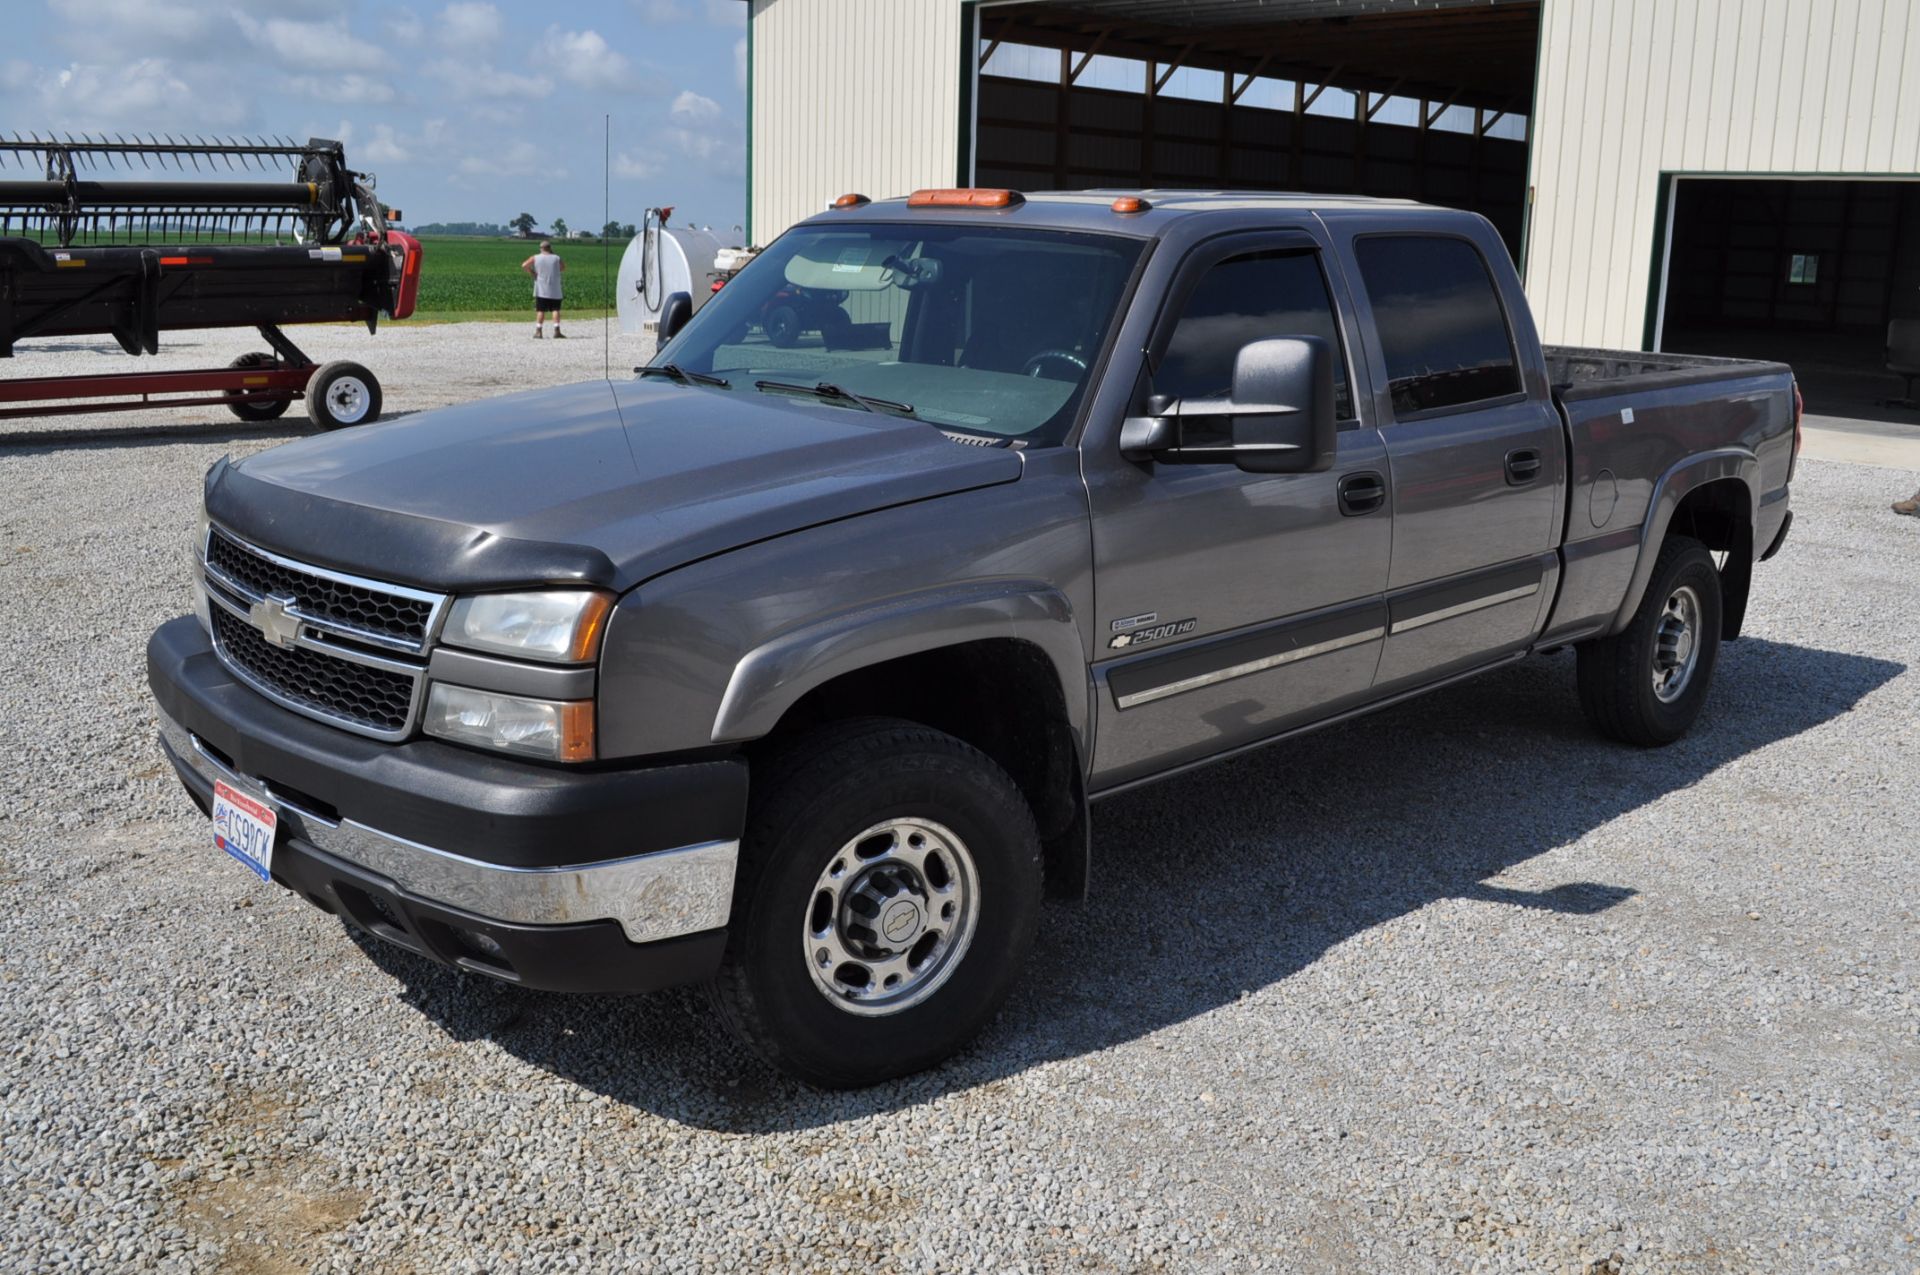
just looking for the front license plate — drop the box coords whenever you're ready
[213,780,276,882]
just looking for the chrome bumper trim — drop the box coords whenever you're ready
[157,708,736,945]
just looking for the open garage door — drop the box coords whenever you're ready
[969,0,1539,262]
[1654,176,1920,418]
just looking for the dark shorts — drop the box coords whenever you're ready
[535,296,562,313]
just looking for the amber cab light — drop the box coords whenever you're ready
[1110,196,1151,214]
[907,187,1024,208]
[831,192,871,209]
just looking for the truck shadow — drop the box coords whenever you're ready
[349,637,1902,1132]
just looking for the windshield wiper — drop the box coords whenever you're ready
[753,379,915,418]
[636,363,729,388]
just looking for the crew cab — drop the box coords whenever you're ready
[148,189,1798,1087]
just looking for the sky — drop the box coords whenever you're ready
[0,0,748,233]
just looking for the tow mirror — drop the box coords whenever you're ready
[658,290,693,343]
[1119,336,1336,474]
[1224,337,1336,474]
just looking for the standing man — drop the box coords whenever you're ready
[522,240,566,338]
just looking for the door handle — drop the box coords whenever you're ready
[1338,470,1387,517]
[1505,447,1543,485]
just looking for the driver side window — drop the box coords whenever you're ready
[1156,249,1353,421]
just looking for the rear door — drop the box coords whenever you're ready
[1085,229,1392,789]
[1336,224,1566,690]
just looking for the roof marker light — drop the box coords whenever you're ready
[906,188,1024,209]
[1111,195,1151,214]
[831,192,870,209]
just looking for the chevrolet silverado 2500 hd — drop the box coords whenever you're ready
[149,190,1798,1087]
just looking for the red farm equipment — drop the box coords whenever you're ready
[0,135,421,429]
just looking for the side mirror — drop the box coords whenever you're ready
[657,290,694,343]
[1225,337,1336,474]
[1120,337,1336,473]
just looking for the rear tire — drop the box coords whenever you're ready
[710,718,1043,1088]
[305,360,382,430]
[224,353,292,422]
[1576,535,1722,746]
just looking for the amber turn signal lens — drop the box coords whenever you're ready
[832,192,871,209]
[906,188,1024,208]
[1110,196,1151,214]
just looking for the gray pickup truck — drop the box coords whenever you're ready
[148,190,1798,1086]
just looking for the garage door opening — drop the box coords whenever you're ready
[1652,176,1920,419]
[968,0,1540,262]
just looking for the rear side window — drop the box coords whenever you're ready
[1156,249,1353,421]
[1353,235,1521,416]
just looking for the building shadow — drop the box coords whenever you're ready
[348,637,1903,1131]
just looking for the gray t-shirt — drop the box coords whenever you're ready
[531,252,563,300]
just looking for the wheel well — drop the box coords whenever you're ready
[1668,477,1750,553]
[758,639,1088,899]
[1667,477,1754,639]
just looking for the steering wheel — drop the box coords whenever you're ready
[1019,349,1088,380]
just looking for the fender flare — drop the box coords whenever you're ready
[709,580,1090,755]
[1606,447,1758,635]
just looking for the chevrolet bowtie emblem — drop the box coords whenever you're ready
[248,595,303,649]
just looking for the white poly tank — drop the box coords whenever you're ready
[617,223,726,336]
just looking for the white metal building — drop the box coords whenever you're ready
[745,0,1920,366]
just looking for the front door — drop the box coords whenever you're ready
[1085,232,1392,789]
[1341,228,1566,692]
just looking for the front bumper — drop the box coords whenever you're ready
[149,615,747,993]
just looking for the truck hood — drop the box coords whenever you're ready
[205,378,1024,591]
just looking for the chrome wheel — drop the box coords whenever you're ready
[325,375,372,425]
[802,817,980,1017]
[1651,584,1702,702]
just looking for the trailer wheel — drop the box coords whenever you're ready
[763,305,802,348]
[306,361,382,430]
[224,353,292,422]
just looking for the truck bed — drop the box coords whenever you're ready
[1543,345,1790,400]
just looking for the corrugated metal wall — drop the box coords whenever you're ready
[749,0,961,241]
[1526,0,1920,348]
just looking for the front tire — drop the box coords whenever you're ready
[305,360,382,430]
[1577,535,1723,746]
[711,719,1043,1088]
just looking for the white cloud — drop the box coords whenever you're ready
[237,15,392,73]
[458,140,561,179]
[534,27,647,92]
[658,88,742,177]
[287,73,398,104]
[733,36,747,91]
[362,124,411,164]
[613,150,658,180]
[425,58,553,100]
[386,8,426,42]
[438,1,503,49]
[21,58,249,131]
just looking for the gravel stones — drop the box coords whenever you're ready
[1,328,1916,1271]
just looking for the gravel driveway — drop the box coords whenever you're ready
[1,325,1916,1273]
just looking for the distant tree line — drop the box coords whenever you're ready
[411,221,513,237]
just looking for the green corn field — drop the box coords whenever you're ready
[408,236,625,320]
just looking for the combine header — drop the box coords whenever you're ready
[0,135,421,428]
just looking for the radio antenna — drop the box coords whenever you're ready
[602,113,611,380]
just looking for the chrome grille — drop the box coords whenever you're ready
[200,525,444,741]
[203,527,443,655]
[211,607,418,735]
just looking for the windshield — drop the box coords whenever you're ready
[652,223,1146,446]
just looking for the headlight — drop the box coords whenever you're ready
[424,684,595,761]
[442,591,613,663]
